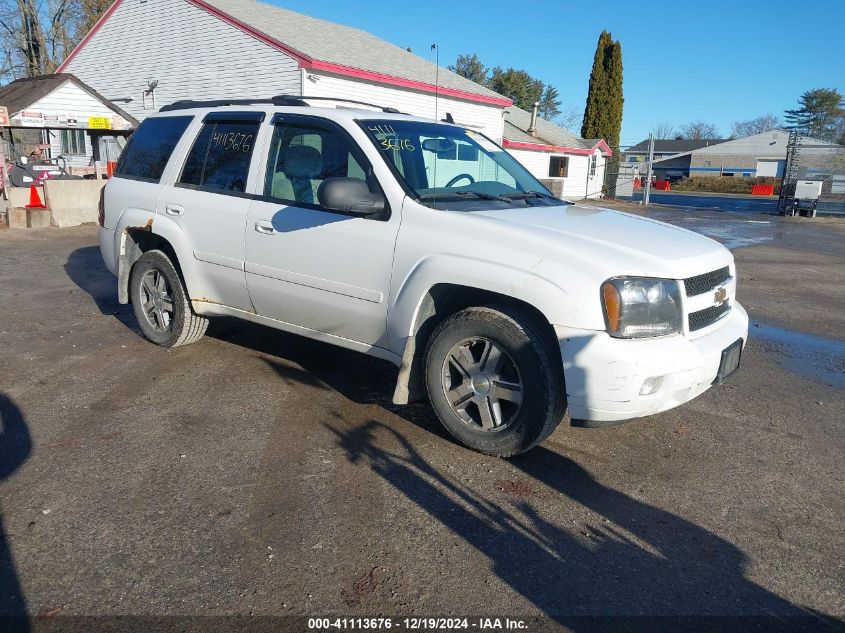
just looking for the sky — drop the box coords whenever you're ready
[266,0,844,147]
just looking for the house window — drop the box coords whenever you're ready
[589,155,597,177]
[549,156,569,178]
[721,172,735,177]
[61,129,86,155]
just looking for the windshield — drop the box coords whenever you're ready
[358,119,566,208]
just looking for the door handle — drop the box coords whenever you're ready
[254,221,276,235]
[165,204,184,217]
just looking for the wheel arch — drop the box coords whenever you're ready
[116,215,190,304]
[391,282,563,405]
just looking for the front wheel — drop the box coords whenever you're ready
[129,250,208,347]
[424,305,566,456]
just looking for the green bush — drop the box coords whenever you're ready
[670,176,781,195]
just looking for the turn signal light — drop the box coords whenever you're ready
[602,282,621,332]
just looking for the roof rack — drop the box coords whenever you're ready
[159,95,401,114]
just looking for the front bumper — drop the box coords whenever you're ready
[556,302,749,424]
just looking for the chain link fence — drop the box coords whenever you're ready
[778,130,845,216]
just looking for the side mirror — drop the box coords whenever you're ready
[317,177,386,218]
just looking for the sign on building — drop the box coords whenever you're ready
[17,111,44,127]
[88,116,112,130]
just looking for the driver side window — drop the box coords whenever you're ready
[263,120,369,206]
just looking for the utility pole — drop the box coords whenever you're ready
[643,132,654,206]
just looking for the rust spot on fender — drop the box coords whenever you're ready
[129,217,154,232]
[192,297,224,305]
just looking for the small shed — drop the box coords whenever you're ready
[503,106,612,199]
[0,73,138,176]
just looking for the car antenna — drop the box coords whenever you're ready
[431,42,440,206]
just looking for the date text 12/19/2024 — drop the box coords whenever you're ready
[308,618,528,630]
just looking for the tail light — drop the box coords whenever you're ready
[97,185,106,227]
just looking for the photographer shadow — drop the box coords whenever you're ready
[0,394,32,632]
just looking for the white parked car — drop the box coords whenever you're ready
[99,96,748,456]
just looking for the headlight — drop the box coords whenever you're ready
[602,277,682,338]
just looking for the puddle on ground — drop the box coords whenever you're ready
[659,216,777,250]
[750,321,845,388]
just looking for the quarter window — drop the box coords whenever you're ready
[179,121,259,193]
[264,119,373,206]
[115,116,192,182]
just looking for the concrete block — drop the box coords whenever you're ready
[27,208,51,228]
[8,207,28,228]
[43,179,105,227]
[8,186,45,208]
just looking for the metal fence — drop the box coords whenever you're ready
[778,130,845,216]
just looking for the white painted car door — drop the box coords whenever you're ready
[244,114,400,347]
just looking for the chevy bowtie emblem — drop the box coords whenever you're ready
[714,287,728,305]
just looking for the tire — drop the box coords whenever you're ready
[129,249,208,347]
[424,305,566,457]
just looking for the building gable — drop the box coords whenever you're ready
[60,0,302,122]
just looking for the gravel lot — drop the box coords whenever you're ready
[0,208,843,632]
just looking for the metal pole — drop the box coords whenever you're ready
[643,132,654,206]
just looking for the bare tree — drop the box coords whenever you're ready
[0,0,108,82]
[650,121,675,139]
[554,105,581,132]
[678,120,720,140]
[731,114,780,138]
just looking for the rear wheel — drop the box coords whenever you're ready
[424,305,566,456]
[129,250,208,347]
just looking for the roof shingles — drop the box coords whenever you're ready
[202,0,508,103]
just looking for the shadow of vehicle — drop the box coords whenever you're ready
[326,418,839,632]
[207,317,451,441]
[64,246,136,330]
[0,394,32,633]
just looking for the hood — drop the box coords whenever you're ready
[471,203,733,279]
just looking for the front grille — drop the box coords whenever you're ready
[689,302,731,332]
[684,266,731,297]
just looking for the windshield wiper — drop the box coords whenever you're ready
[503,190,564,202]
[419,191,511,202]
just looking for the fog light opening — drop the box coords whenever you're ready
[639,376,664,396]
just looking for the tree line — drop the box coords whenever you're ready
[450,30,624,148]
[449,53,581,131]
[0,0,110,81]
[652,89,845,144]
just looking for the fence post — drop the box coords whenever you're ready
[643,133,654,206]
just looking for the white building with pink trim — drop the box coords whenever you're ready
[59,0,608,198]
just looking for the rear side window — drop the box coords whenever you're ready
[179,121,259,193]
[115,116,192,182]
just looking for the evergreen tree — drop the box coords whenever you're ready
[784,88,844,142]
[581,31,624,149]
[448,53,488,85]
[487,67,543,111]
[539,85,561,120]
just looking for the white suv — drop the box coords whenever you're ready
[99,96,748,456]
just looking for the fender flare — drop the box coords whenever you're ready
[115,210,204,304]
[388,254,579,404]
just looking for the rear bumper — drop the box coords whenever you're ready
[98,227,117,275]
[556,302,749,423]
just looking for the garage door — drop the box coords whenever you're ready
[756,159,785,177]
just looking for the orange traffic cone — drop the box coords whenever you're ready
[25,185,47,209]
